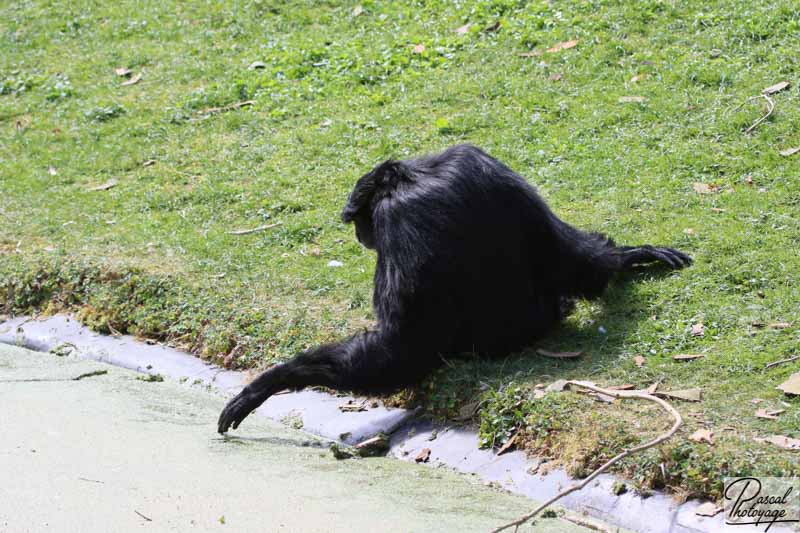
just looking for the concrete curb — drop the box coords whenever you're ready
[1,314,775,533]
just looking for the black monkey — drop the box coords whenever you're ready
[218,144,691,433]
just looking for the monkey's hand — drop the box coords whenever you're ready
[218,388,262,434]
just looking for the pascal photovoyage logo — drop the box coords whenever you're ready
[724,477,799,531]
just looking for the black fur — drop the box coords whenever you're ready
[218,144,691,433]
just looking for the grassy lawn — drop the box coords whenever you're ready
[2,0,798,500]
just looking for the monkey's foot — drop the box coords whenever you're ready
[620,245,692,270]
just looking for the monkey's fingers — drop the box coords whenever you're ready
[654,247,692,268]
[218,392,257,434]
[666,248,693,266]
[635,247,680,269]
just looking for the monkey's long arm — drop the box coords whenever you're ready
[217,330,435,433]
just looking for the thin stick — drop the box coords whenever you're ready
[562,513,617,533]
[744,94,774,134]
[765,355,799,369]
[491,380,683,533]
[227,221,282,236]
[199,100,256,116]
[134,510,152,522]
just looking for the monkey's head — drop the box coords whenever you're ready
[342,160,409,250]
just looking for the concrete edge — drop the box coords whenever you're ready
[1,314,757,533]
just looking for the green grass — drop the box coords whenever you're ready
[2,0,799,500]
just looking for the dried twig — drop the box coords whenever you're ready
[562,513,617,533]
[731,94,775,134]
[199,100,256,116]
[765,355,799,369]
[134,510,152,522]
[227,221,282,235]
[744,94,774,134]
[491,380,683,533]
[88,180,118,192]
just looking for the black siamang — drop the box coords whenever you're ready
[218,144,691,433]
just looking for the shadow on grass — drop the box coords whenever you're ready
[415,266,682,415]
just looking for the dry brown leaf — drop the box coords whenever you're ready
[547,39,578,53]
[769,322,791,329]
[415,448,431,463]
[762,81,790,95]
[693,182,719,194]
[656,388,702,402]
[88,180,118,192]
[720,426,737,431]
[633,355,646,367]
[338,402,367,412]
[142,159,156,167]
[647,382,659,394]
[777,373,800,396]
[695,502,723,517]
[533,389,546,399]
[413,44,425,54]
[121,73,142,86]
[755,408,784,420]
[549,72,562,81]
[673,354,705,361]
[711,207,726,213]
[497,433,518,456]
[779,147,800,157]
[689,428,714,445]
[454,23,471,35]
[352,5,363,16]
[518,50,543,58]
[545,379,569,392]
[630,74,645,83]
[537,348,582,359]
[114,67,132,77]
[750,398,766,404]
[618,96,647,103]
[754,435,800,451]
[691,323,704,337]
